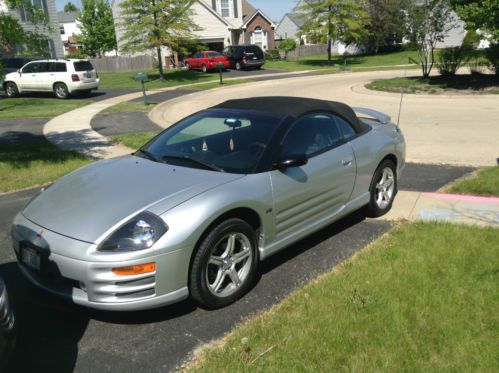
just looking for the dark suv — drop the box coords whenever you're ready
[222,45,265,70]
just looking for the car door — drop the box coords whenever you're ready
[18,62,41,90]
[37,62,56,91]
[269,113,356,241]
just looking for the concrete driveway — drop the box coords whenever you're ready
[150,70,499,167]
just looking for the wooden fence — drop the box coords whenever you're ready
[287,44,328,58]
[88,55,155,73]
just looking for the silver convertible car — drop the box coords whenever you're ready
[12,97,405,310]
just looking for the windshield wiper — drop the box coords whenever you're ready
[162,154,224,172]
[135,149,160,162]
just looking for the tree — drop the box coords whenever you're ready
[279,38,297,59]
[64,2,79,12]
[0,0,51,57]
[299,0,370,66]
[407,0,457,77]
[450,0,498,41]
[366,0,410,53]
[78,0,117,57]
[118,0,197,80]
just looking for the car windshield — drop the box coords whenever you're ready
[141,109,283,174]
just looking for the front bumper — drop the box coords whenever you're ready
[12,213,190,311]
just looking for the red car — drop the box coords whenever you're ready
[184,51,230,73]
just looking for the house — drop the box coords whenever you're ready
[111,0,275,63]
[275,12,308,45]
[57,11,82,55]
[0,0,64,57]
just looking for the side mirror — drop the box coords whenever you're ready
[275,154,308,169]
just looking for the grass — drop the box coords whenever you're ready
[190,222,499,372]
[100,101,156,114]
[447,166,499,197]
[266,50,420,71]
[99,69,218,90]
[366,74,499,94]
[0,97,93,120]
[0,139,91,193]
[110,131,159,149]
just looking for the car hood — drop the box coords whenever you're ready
[22,156,243,243]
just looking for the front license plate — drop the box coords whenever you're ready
[22,247,40,271]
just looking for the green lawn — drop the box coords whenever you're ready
[110,131,159,149]
[99,69,218,90]
[0,97,93,120]
[266,50,420,71]
[366,75,499,94]
[190,222,499,372]
[183,78,253,91]
[448,166,499,197]
[100,101,156,114]
[0,140,91,193]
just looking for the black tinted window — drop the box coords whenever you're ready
[281,114,343,157]
[22,62,41,73]
[53,62,67,72]
[208,52,222,57]
[73,61,94,71]
[245,46,263,59]
[334,115,356,139]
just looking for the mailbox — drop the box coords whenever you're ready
[134,72,149,81]
[216,62,225,70]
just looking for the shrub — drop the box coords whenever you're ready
[437,46,465,76]
[66,49,87,59]
[484,44,499,75]
[265,48,280,61]
[278,38,297,59]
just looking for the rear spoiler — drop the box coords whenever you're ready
[353,107,391,125]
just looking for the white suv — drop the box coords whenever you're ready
[3,59,100,99]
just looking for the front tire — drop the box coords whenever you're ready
[235,62,242,70]
[365,159,397,217]
[201,64,207,73]
[5,82,19,98]
[54,83,69,99]
[190,219,258,309]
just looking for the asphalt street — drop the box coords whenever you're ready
[0,163,473,372]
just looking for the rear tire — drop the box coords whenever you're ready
[201,64,207,73]
[365,159,397,217]
[185,63,190,71]
[5,82,19,98]
[54,83,69,99]
[190,218,258,309]
[235,62,242,70]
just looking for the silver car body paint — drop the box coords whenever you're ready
[12,118,405,311]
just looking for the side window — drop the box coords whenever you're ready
[281,114,343,157]
[334,115,356,139]
[38,62,51,73]
[22,63,38,73]
[54,62,67,72]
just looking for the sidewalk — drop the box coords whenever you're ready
[381,191,499,227]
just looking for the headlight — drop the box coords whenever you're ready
[98,211,168,252]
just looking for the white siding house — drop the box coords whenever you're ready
[0,0,64,57]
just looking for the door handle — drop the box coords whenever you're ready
[342,159,353,167]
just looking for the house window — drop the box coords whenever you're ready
[217,0,233,18]
[60,26,65,35]
[251,27,267,50]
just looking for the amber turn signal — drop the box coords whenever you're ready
[112,262,156,276]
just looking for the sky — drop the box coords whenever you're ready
[55,0,297,22]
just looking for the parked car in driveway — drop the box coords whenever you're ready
[3,59,99,99]
[184,51,230,73]
[222,45,265,70]
[11,97,405,311]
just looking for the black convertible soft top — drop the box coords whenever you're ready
[212,96,364,133]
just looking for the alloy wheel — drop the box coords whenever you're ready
[375,167,395,209]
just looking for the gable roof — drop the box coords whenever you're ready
[286,12,306,28]
[242,0,257,23]
[198,0,232,27]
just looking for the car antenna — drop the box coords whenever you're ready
[396,69,406,127]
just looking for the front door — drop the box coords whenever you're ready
[270,114,356,242]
